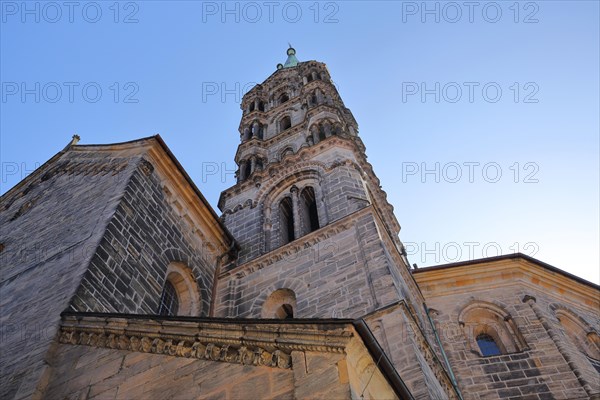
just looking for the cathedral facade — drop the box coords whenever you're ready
[0,49,598,400]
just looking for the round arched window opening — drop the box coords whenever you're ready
[556,309,600,361]
[477,333,502,357]
[459,302,528,357]
[158,280,179,316]
[157,263,201,316]
[261,289,297,319]
[280,116,292,131]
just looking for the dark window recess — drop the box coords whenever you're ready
[275,304,294,319]
[279,197,295,244]
[158,280,179,316]
[300,187,319,234]
[477,333,502,357]
[281,116,292,131]
[589,357,600,374]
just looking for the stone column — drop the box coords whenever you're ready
[323,122,332,138]
[316,88,323,104]
[523,295,595,397]
[311,125,319,144]
[263,205,271,253]
[314,184,328,226]
[240,160,247,181]
[250,157,256,175]
[290,186,302,240]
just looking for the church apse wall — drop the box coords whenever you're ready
[414,257,600,399]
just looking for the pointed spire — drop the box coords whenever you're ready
[279,45,299,69]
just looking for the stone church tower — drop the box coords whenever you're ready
[217,46,417,317]
[214,47,455,397]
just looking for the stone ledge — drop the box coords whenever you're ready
[220,206,374,278]
[59,313,355,370]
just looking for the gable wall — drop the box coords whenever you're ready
[415,262,600,400]
[0,149,138,400]
[71,158,218,316]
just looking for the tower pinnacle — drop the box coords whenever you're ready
[277,45,299,70]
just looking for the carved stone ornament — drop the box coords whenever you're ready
[58,328,292,369]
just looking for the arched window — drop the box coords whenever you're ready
[477,333,502,357]
[306,74,313,83]
[279,197,295,245]
[311,93,318,106]
[249,102,255,112]
[556,309,600,362]
[158,280,179,316]
[157,263,201,317]
[300,187,319,236]
[251,122,264,140]
[281,147,294,160]
[242,162,251,180]
[318,125,326,141]
[280,116,292,132]
[258,101,265,111]
[333,123,342,136]
[279,93,289,104]
[261,289,297,319]
[243,127,251,142]
[459,302,527,357]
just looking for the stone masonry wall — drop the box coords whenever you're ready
[222,160,371,266]
[366,307,454,400]
[215,209,401,319]
[423,282,599,399]
[71,159,217,316]
[0,149,138,400]
[43,344,294,399]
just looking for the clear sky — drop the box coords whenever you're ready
[1,1,598,283]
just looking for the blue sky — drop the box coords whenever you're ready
[1,1,598,283]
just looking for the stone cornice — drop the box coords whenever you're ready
[413,257,600,312]
[220,135,400,235]
[234,103,347,162]
[146,141,234,257]
[58,313,354,370]
[242,60,327,102]
[220,206,374,278]
[220,135,361,208]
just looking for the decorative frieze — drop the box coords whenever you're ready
[58,328,292,369]
[59,314,354,369]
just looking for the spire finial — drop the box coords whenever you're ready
[279,45,298,69]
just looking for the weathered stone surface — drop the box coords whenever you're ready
[0,147,139,400]
[414,256,600,400]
